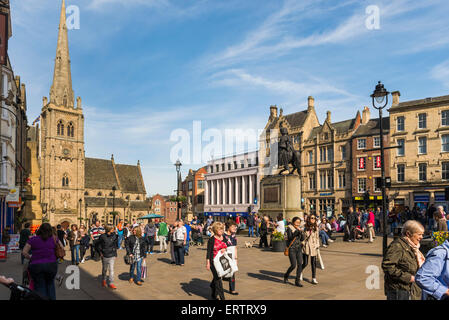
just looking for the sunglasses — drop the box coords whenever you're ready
[310,217,316,220]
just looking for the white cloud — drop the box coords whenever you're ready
[431,60,449,89]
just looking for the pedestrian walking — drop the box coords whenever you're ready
[206,222,227,300]
[21,223,61,300]
[126,226,148,286]
[416,238,449,300]
[144,219,156,254]
[67,224,81,265]
[436,206,448,232]
[89,221,105,261]
[382,220,425,300]
[79,226,90,264]
[374,207,382,235]
[284,217,305,287]
[259,216,269,248]
[19,223,32,265]
[184,220,192,256]
[255,214,260,237]
[247,213,255,238]
[223,221,239,295]
[56,225,66,247]
[301,214,320,285]
[173,220,187,266]
[169,223,177,264]
[116,220,125,249]
[157,218,169,253]
[367,210,376,243]
[96,225,118,289]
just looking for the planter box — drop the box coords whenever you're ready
[272,240,286,252]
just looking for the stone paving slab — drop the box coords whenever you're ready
[0,234,390,300]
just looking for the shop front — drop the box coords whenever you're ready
[204,211,250,222]
[435,192,448,212]
[353,195,383,210]
[413,193,430,210]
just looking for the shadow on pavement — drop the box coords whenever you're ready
[180,278,211,300]
[247,272,283,284]
[157,258,173,264]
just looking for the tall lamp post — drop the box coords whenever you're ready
[112,186,117,226]
[371,81,390,257]
[175,159,182,221]
[79,198,82,225]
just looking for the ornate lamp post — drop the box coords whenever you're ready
[175,159,182,220]
[371,81,390,257]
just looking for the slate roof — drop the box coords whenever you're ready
[353,117,390,137]
[85,158,117,190]
[389,94,449,110]
[267,110,308,131]
[115,164,146,194]
[84,158,146,194]
[307,118,357,140]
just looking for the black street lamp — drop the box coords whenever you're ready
[112,186,117,226]
[175,159,182,220]
[371,81,390,257]
[79,198,82,224]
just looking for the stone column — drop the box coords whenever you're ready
[228,178,232,205]
[242,175,246,204]
[249,174,254,205]
[211,179,215,205]
[205,180,209,206]
[234,177,239,205]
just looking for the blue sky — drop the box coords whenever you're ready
[8,0,449,196]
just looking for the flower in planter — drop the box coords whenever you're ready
[432,231,449,247]
[272,231,285,241]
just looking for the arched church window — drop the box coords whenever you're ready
[136,196,140,200]
[84,191,89,196]
[62,173,69,187]
[57,120,64,136]
[67,122,74,137]
[97,192,102,197]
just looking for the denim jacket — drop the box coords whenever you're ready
[415,240,449,300]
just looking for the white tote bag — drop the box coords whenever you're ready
[213,250,232,278]
[223,247,238,278]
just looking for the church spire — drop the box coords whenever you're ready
[50,0,74,108]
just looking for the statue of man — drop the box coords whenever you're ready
[278,126,293,175]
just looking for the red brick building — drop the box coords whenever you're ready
[150,194,178,225]
[351,110,390,210]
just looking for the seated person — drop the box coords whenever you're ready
[319,217,334,247]
[354,225,366,240]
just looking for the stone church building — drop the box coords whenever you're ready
[29,0,150,228]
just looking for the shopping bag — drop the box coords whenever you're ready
[317,249,325,270]
[213,251,233,278]
[141,259,147,279]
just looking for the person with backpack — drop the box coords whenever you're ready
[116,220,125,250]
[157,218,169,253]
[19,223,32,265]
[144,219,156,254]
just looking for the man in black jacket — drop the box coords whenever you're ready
[247,213,255,238]
[96,225,118,289]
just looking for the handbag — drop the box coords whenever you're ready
[124,254,134,265]
[284,236,297,256]
[54,236,66,259]
[175,239,184,247]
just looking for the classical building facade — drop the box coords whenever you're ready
[388,91,449,212]
[351,109,390,210]
[35,0,149,228]
[204,151,260,221]
[302,109,361,217]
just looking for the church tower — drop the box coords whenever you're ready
[40,0,85,226]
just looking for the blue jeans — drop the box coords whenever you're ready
[174,245,185,265]
[184,241,190,254]
[255,225,260,237]
[130,258,142,282]
[319,230,330,245]
[248,226,254,237]
[375,219,381,234]
[390,221,398,234]
[71,245,80,264]
[427,218,435,232]
[117,233,123,249]
[29,262,57,300]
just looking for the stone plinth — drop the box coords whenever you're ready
[259,174,303,221]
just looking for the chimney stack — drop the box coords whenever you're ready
[308,96,315,111]
[326,110,331,123]
[270,105,278,118]
[392,91,401,106]
[362,106,370,124]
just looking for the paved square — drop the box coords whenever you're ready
[0,234,389,300]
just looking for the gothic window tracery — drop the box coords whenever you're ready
[67,122,74,137]
[62,173,69,187]
[57,120,64,136]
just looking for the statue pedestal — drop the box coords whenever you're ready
[259,174,303,221]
